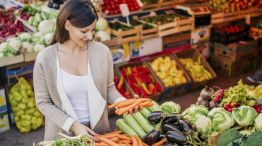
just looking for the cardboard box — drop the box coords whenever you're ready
[0,88,8,114]
[110,43,131,64]
[131,37,163,58]
[0,113,10,133]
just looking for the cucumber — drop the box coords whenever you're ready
[116,119,138,136]
[141,108,151,118]
[148,101,162,112]
[133,112,154,133]
[123,114,147,138]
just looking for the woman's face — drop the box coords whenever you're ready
[65,20,97,48]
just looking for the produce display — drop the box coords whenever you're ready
[0,9,24,39]
[108,98,153,115]
[102,0,140,15]
[114,76,132,99]
[129,19,155,30]
[8,78,44,133]
[0,37,22,58]
[17,0,48,4]
[16,5,57,31]
[179,57,213,82]
[142,14,187,25]
[120,64,163,97]
[47,0,66,10]
[206,0,261,12]
[149,56,187,87]
[109,21,133,31]
[95,17,111,41]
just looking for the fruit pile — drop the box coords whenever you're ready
[120,64,163,97]
[0,9,24,39]
[150,56,187,87]
[206,0,261,12]
[114,76,132,99]
[102,0,140,15]
[179,57,213,82]
[8,78,44,133]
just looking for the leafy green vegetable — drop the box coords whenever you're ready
[232,106,257,127]
[160,101,181,114]
[217,128,242,146]
[208,108,234,132]
[243,131,262,146]
[194,115,212,134]
[254,113,262,130]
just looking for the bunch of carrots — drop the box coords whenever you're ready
[95,131,148,146]
[108,98,153,115]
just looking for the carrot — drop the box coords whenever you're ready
[96,142,109,146]
[108,101,121,109]
[138,98,151,102]
[95,136,119,146]
[116,100,141,115]
[118,134,132,140]
[131,136,138,146]
[101,133,120,139]
[115,99,135,108]
[134,135,143,146]
[109,137,119,142]
[118,140,132,144]
[152,138,167,146]
[139,101,153,107]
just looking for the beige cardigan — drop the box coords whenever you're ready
[33,41,125,140]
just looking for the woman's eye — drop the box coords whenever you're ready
[81,31,87,33]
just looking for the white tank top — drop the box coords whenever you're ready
[61,68,90,124]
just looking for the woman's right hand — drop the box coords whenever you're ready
[70,121,98,141]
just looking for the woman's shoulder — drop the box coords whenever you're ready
[35,43,57,63]
[90,41,110,54]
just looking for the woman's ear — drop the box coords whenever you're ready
[64,20,71,31]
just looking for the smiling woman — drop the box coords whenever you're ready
[33,0,126,141]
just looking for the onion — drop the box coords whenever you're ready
[200,86,214,100]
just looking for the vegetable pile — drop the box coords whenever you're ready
[120,64,163,97]
[0,8,24,39]
[149,56,188,87]
[179,57,213,82]
[8,78,44,133]
[114,75,132,99]
[0,37,22,58]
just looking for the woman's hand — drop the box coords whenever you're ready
[70,121,98,141]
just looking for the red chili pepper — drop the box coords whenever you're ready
[141,83,152,95]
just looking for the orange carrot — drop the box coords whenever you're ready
[152,138,167,146]
[118,140,132,144]
[95,136,119,146]
[108,101,121,109]
[118,134,131,140]
[109,137,119,142]
[116,100,141,115]
[96,142,109,146]
[109,130,122,134]
[131,136,138,146]
[115,99,135,108]
[138,98,152,102]
[134,135,143,146]
[101,133,120,139]
[139,101,153,107]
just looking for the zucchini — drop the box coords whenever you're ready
[123,114,147,138]
[141,108,151,118]
[116,119,138,136]
[148,101,162,112]
[133,112,154,133]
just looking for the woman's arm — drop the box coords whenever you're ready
[33,56,75,133]
[106,50,126,104]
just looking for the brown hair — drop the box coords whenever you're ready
[50,0,98,45]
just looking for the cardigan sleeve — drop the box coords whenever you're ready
[106,50,126,104]
[33,54,75,133]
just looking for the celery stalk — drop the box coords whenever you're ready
[133,112,154,133]
[116,119,138,136]
[123,114,147,138]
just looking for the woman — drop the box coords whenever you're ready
[33,0,126,141]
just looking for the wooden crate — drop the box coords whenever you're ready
[158,17,194,37]
[0,55,24,67]
[115,61,164,102]
[16,16,37,33]
[210,55,258,77]
[130,19,159,40]
[143,54,192,100]
[110,21,140,43]
[214,40,258,62]
[24,52,37,62]
[174,49,217,88]
[3,62,34,85]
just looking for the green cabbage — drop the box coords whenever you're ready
[255,113,262,130]
[194,115,212,134]
[232,106,257,127]
[182,104,208,116]
[208,108,234,132]
[160,101,181,114]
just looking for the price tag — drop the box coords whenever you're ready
[119,4,130,17]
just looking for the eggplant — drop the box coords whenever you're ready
[178,120,191,132]
[163,113,179,124]
[161,123,181,133]
[160,133,166,139]
[143,130,161,145]
[147,111,164,124]
[166,131,187,144]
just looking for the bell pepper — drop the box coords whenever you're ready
[141,83,152,95]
